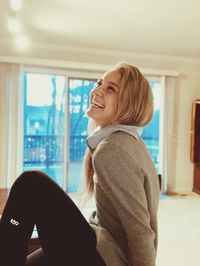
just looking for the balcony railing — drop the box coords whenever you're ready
[24,135,158,167]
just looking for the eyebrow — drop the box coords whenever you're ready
[99,79,120,89]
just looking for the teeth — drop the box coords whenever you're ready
[92,99,104,108]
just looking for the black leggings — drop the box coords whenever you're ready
[0,170,106,266]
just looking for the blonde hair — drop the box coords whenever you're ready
[84,63,154,194]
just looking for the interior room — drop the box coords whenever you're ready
[0,0,200,265]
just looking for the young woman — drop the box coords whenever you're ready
[0,63,160,266]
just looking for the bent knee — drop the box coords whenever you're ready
[11,170,51,192]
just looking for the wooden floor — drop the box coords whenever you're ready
[0,189,9,214]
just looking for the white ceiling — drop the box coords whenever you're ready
[1,0,200,59]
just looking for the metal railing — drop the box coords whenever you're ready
[23,135,158,166]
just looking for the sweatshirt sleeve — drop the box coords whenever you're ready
[93,141,157,266]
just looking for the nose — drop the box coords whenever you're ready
[92,85,104,96]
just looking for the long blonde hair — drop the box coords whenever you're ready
[84,63,154,194]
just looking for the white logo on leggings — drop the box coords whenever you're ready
[10,218,19,226]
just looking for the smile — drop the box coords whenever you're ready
[91,99,105,108]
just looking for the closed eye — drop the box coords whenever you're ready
[107,86,116,92]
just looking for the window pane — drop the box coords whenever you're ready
[68,79,95,192]
[23,73,66,187]
[141,81,161,172]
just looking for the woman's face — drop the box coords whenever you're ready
[86,70,121,127]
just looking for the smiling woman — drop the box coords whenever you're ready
[83,63,159,266]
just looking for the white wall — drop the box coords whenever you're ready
[173,65,200,192]
[0,63,21,188]
[0,63,9,188]
[0,49,200,192]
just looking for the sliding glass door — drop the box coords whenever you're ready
[22,71,162,192]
